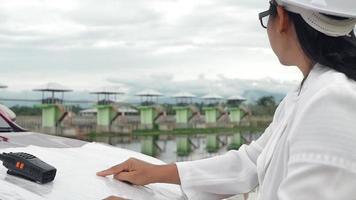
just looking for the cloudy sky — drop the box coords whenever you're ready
[0,0,303,102]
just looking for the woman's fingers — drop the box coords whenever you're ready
[113,172,133,182]
[96,158,162,186]
[97,162,128,177]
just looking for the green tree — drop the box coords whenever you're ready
[250,96,278,116]
[10,105,41,116]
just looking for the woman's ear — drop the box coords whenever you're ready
[276,6,290,34]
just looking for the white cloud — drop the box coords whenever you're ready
[0,0,303,100]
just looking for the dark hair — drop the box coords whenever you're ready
[288,12,356,81]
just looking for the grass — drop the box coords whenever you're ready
[132,126,267,137]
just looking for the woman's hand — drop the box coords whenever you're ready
[96,158,180,185]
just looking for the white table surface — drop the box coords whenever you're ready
[0,143,185,200]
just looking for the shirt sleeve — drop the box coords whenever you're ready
[175,91,292,200]
[277,162,356,200]
[277,82,356,200]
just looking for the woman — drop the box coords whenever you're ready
[97,0,356,199]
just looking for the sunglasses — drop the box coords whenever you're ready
[258,1,277,29]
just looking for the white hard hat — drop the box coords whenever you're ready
[275,0,356,37]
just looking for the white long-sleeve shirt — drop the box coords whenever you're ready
[176,63,356,200]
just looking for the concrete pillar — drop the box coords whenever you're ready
[229,108,242,124]
[138,106,156,129]
[176,136,191,156]
[96,105,117,132]
[228,132,243,150]
[141,136,158,156]
[40,104,61,128]
[206,134,219,153]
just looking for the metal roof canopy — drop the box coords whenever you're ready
[136,89,163,105]
[172,92,196,98]
[136,89,163,97]
[227,95,246,101]
[90,86,125,104]
[33,82,72,104]
[202,93,224,105]
[202,94,223,100]
[227,95,246,107]
[33,82,72,92]
[90,86,125,95]
[172,92,196,105]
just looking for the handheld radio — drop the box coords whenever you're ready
[0,152,56,184]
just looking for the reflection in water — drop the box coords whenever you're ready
[116,132,262,163]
